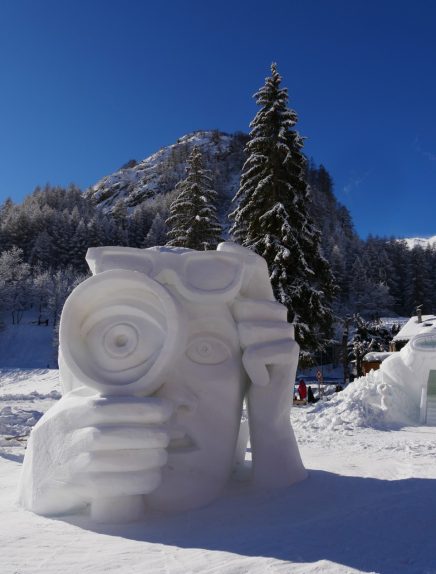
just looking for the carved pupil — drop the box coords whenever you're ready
[198,342,211,356]
[115,334,129,348]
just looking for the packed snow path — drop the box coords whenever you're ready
[2,369,436,574]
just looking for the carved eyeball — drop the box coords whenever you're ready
[60,270,179,395]
[81,303,165,375]
[186,336,230,365]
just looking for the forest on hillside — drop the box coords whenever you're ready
[0,161,434,329]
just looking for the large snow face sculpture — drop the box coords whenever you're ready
[19,242,306,522]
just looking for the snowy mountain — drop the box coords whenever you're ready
[87,130,248,217]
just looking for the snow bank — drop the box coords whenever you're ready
[0,406,43,446]
[295,332,436,432]
[0,369,60,447]
[293,370,415,434]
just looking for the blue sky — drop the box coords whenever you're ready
[1,0,435,239]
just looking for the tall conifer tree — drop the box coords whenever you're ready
[166,146,222,250]
[229,63,336,359]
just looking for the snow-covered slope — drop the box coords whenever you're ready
[87,131,248,212]
[2,369,436,573]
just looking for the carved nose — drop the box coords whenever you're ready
[172,389,198,415]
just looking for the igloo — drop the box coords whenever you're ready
[18,242,306,522]
[382,331,436,424]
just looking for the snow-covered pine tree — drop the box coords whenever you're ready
[128,204,154,248]
[384,239,410,316]
[404,244,434,315]
[145,212,167,247]
[30,230,53,267]
[347,314,399,377]
[348,256,394,318]
[0,246,32,324]
[166,146,222,250]
[229,63,336,361]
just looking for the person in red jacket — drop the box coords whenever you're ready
[298,379,307,401]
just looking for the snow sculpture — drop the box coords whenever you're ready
[19,242,306,522]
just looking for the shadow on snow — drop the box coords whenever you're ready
[58,470,436,574]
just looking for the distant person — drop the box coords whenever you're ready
[307,385,319,404]
[298,379,307,401]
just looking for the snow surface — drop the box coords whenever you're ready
[3,367,436,573]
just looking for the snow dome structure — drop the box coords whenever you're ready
[18,242,306,522]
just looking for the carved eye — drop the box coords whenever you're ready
[186,337,230,365]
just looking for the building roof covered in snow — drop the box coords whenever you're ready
[392,315,436,342]
[362,351,394,363]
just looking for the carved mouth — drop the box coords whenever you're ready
[167,431,197,452]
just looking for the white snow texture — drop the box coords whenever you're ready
[18,242,306,522]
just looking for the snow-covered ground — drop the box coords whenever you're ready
[2,369,436,574]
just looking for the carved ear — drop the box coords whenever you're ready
[86,247,155,276]
[217,242,275,301]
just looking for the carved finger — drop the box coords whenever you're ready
[242,338,298,387]
[70,425,170,453]
[237,320,294,349]
[79,469,162,498]
[72,448,168,474]
[60,395,174,430]
[232,299,288,322]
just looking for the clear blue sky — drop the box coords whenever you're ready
[1,0,435,239]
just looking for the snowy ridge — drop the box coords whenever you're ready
[401,235,436,249]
